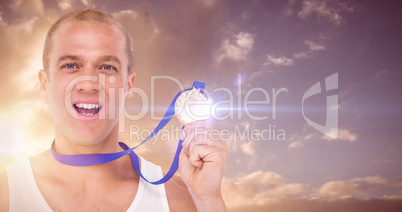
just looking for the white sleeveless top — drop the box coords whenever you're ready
[6,157,170,212]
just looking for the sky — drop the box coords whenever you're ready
[1,0,402,211]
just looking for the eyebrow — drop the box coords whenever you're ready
[98,55,121,66]
[57,55,82,66]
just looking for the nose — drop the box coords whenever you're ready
[74,75,99,93]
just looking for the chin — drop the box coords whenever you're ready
[69,131,111,146]
[60,120,116,145]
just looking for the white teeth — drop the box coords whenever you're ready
[75,103,100,109]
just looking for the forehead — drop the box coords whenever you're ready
[50,21,126,64]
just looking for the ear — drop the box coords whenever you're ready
[126,71,136,98]
[38,69,49,97]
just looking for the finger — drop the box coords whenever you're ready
[188,146,205,169]
[182,124,205,153]
[189,144,225,169]
[186,135,228,159]
[179,149,190,171]
[179,149,196,183]
[182,128,195,154]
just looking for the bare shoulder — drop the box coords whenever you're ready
[0,170,9,212]
[165,175,196,212]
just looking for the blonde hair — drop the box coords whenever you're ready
[42,9,134,73]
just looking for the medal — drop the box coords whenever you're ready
[175,84,212,125]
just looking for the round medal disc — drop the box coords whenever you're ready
[175,88,212,125]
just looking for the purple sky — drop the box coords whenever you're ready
[1,0,402,211]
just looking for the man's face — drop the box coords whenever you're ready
[40,21,134,146]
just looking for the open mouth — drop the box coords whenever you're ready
[73,103,102,116]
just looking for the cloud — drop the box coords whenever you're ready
[248,69,272,81]
[113,10,140,20]
[395,177,402,188]
[227,198,402,212]
[223,167,402,210]
[236,32,254,50]
[318,176,388,199]
[81,0,90,6]
[263,39,325,71]
[216,32,254,62]
[286,127,357,150]
[383,188,402,200]
[241,141,255,156]
[305,40,326,51]
[223,170,308,207]
[10,0,45,17]
[294,39,326,59]
[352,176,388,186]
[218,39,244,61]
[223,171,401,211]
[58,0,73,11]
[298,0,354,26]
[287,131,316,149]
[0,9,50,111]
[265,55,293,66]
[244,170,286,188]
[318,181,361,198]
[288,141,304,149]
[238,141,257,168]
[286,126,358,149]
[323,128,357,142]
[337,129,358,142]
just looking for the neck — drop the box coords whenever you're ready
[52,125,121,155]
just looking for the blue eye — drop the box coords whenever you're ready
[103,65,113,70]
[66,64,75,69]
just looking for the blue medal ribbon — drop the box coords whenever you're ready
[51,81,206,185]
